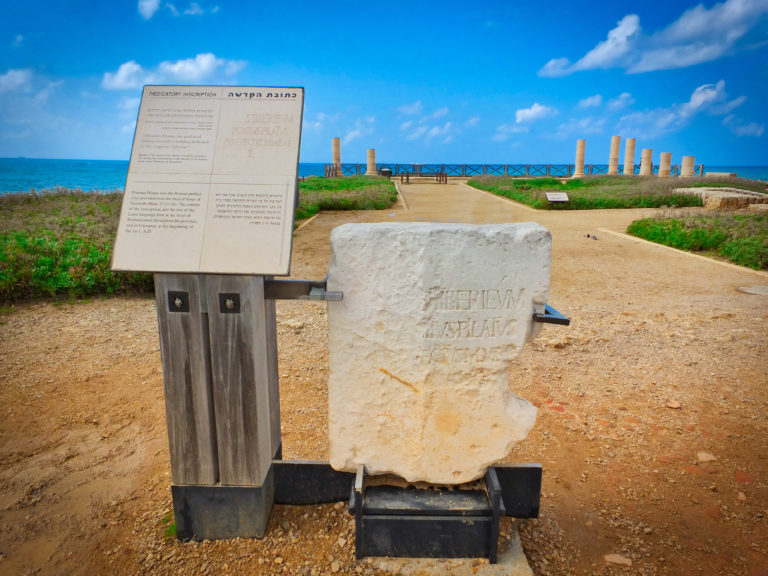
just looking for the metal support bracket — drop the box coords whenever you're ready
[264,279,343,301]
[533,304,570,326]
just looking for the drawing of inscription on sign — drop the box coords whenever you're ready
[326,222,552,484]
[112,86,304,275]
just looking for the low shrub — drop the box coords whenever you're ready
[0,179,398,303]
[468,175,767,210]
[627,212,768,270]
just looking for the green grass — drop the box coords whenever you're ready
[467,175,767,210]
[161,512,176,539]
[296,175,397,220]
[0,178,397,303]
[627,212,768,270]
[0,190,153,302]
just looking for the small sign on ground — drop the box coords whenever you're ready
[546,192,569,202]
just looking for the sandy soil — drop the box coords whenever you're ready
[1,182,767,576]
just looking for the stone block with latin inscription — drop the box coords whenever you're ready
[326,222,550,484]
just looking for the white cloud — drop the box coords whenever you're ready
[405,125,429,141]
[0,68,33,93]
[141,1,218,19]
[712,95,747,114]
[157,53,227,81]
[343,117,375,144]
[398,100,423,115]
[121,120,138,134]
[401,107,456,144]
[555,116,606,139]
[119,97,141,112]
[305,112,339,132]
[184,2,204,15]
[573,14,640,72]
[516,103,557,124]
[102,61,145,90]
[465,115,480,127]
[138,0,161,19]
[0,71,65,154]
[492,123,529,142]
[617,80,742,138]
[629,0,765,72]
[606,92,634,111]
[13,35,24,48]
[539,0,768,76]
[680,80,727,116]
[425,122,453,143]
[540,14,640,76]
[429,107,449,119]
[723,114,764,137]
[101,53,246,90]
[538,57,570,78]
[578,94,603,109]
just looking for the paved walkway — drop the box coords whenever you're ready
[393,182,767,302]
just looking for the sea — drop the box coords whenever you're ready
[1,157,767,194]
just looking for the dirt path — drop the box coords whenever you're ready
[1,183,766,576]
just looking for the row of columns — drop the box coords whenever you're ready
[331,137,378,176]
[574,137,697,178]
[334,136,698,179]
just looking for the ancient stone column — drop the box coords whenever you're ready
[658,153,672,177]
[332,137,341,177]
[623,138,636,176]
[573,139,586,178]
[365,148,377,176]
[608,136,621,175]
[681,155,695,178]
[639,148,653,176]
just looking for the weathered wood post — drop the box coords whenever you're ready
[112,84,304,540]
[153,274,281,538]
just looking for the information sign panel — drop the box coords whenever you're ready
[545,192,569,202]
[112,85,304,275]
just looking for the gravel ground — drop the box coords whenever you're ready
[1,183,766,575]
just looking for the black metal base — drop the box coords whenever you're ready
[172,459,355,541]
[349,464,542,564]
[171,458,542,562]
[274,460,355,505]
[172,469,274,541]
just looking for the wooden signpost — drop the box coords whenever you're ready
[113,85,303,538]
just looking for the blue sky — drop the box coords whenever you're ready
[1,0,767,165]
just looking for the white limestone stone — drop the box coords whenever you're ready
[326,222,551,484]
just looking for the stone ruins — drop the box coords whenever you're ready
[326,222,551,484]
